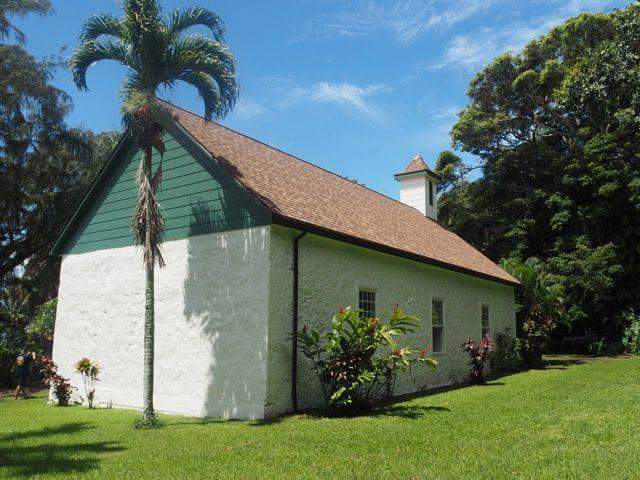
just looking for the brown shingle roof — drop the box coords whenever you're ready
[162,100,518,286]
[395,153,441,181]
[404,154,429,173]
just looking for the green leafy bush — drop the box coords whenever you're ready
[520,310,557,367]
[621,311,640,354]
[297,306,437,411]
[490,328,522,373]
[500,258,564,368]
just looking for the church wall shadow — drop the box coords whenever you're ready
[182,186,271,419]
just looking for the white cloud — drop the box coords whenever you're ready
[299,0,500,44]
[273,78,392,121]
[431,0,626,71]
[232,97,266,121]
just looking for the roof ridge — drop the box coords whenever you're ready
[157,97,444,226]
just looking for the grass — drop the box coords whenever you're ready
[1,355,639,479]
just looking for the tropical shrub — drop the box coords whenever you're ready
[38,356,73,406]
[74,357,100,408]
[621,311,640,354]
[462,337,493,383]
[501,257,564,368]
[297,306,437,411]
[490,328,522,373]
[520,310,557,367]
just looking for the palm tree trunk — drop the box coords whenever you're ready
[142,146,155,421]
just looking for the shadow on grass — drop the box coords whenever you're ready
[165,417,245,428]
[0,423,124,478]
[165,416,290,429]
[543,358,586,370]
[0,422,93,442]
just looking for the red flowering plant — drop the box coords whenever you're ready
[297,305,438,411]
[461,337,494,384]
[37,355,74,406]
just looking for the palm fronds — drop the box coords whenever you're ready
[69,0,239,268]
[168,6,224,40]
[79,14,124,42]
[69,40,134,90]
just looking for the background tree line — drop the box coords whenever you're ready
[0,1,117,385]
[436,4,640,350]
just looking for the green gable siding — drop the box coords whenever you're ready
[59,126,270,255]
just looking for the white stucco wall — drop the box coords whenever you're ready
[267,225,516,413]
[53,226,270,419]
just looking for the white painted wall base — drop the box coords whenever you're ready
[53,227,270,419]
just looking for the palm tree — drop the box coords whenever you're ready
[0,0,51,43]
[69,0,238,423]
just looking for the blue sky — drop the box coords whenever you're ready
[14,0,630,198]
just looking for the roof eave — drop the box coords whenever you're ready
[394,169,442,182]
[272,214,520,288]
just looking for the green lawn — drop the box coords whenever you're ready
[1,356,639,480]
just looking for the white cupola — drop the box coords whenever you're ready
[394,154,440,221]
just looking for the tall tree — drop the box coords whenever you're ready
[0,0,51,43]
[69,0,239,423]
[0,44,111,383]
[440,4,640,341]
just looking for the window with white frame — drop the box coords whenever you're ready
[359,290,376,318]
[481,304,490,339]
[432,298,444,353]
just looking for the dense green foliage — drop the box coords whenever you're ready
[621,311,640,354]
[26,298,57,356]
[490,328,522,373]
[0,5,117,385]
[298,306,437,410]
[500,258,564,366]
[1,356,638,479]
[439,4,640,341]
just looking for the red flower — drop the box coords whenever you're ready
[419,344,432,358]
[338,307,346,315]
[392,349,402,357]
